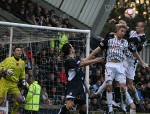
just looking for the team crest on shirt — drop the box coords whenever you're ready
[16,63,19,66]
[121,39,125,43]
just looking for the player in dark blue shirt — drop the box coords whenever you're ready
[58,43,104,114]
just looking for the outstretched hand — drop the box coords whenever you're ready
[141,62,149,69]
[6,69,14,76]
[96,57,105,63]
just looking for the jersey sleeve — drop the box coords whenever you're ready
[128,36,146,52]
[99,38,109,50]
[0,58,10,71]
[128,42,137,52]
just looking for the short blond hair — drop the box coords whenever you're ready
[115,24,128,31]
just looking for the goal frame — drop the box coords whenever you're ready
[0,21,90,114]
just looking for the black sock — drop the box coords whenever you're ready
[58,105,68,114]
[114,87,121,103]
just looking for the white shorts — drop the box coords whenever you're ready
[105,62,126,84]
[125,57,138,80]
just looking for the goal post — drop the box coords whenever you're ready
[0,21,90,114]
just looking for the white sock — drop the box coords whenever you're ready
[96,81,106,94]
[130,108,136,114]
[125,88,133,106]
[107,91,113,112]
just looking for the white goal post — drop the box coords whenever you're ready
[0,21,90,114]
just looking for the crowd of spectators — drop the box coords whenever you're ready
[0,0,72,28]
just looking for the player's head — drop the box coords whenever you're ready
[115,24,128,38]
[118,19,127,26]
[13,46,22,58]
[62,43,75,56]
[28,74,37,84]
[136,21,145,34]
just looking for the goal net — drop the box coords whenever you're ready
[0,21,90,114]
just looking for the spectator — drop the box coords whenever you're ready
[35,48,50,79]
[49,9,56,18]
[49,86,61,105]
[92,80,102,92]
[143,82,150,99]
[25,47,34,65]
[89,98,101,111]
[63,18,71,28]
[27,14,38,25]
[38,15,47,26]
[41,86,49,104]
[58,67,67,85]
[42,8,50,21]
[58,32,69,49]
[140,67,147,77]
[90,69,102,85]
[145,74,150,84]
[136,82,144,101]
[89,86,95,96]
[45,72,57,96]
[145,99,150,113]
[25,75,41,114]
[56,77,65,95]
[45,98,53,106]
[18,6,26,21]
[134,72,142,84]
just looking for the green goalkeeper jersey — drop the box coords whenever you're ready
[0,56,26,82]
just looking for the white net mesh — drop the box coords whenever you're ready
[0,21,90,114]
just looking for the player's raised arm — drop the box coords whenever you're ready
[85,38,108,61]
[85,47,101,61]
[128,36,148,68]
[79,57,105,67]
[132,52,148,68]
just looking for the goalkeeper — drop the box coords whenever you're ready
[0,46,28,114]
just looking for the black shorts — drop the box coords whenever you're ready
[66,81,86,105]
[74,93,86,106]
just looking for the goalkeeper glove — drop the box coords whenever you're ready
[22,79,29,88]
[2,68,14,76]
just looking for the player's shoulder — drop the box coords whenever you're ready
[19,58,25,63]
[64,56,76,64]
[65,56,74,61]
[5,56,13,60]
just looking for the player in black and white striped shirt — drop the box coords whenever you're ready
[90,24,129,114]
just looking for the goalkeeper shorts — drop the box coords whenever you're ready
[0,78,20,98]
